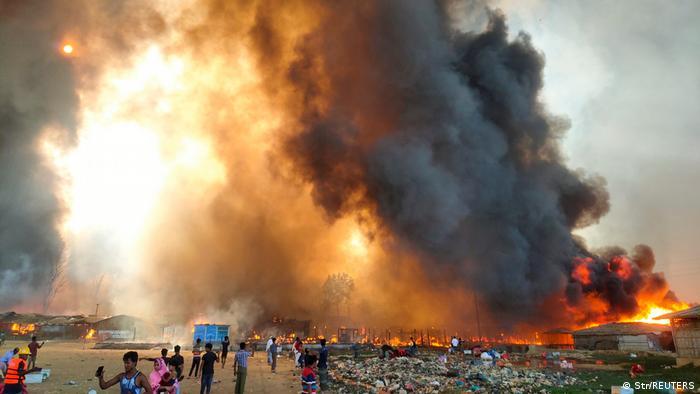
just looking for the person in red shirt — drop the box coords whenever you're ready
[293,337,304,368]
[27,336,44,370]
[301,354,318,394]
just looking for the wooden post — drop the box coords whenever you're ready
[474,291,482,341]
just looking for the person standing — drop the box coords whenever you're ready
[199,343,218,394]
[97,351,153,394]
[265,336,273,365]
[220,336,230,369]
[188,338,202,379]
[318,338,329,391]
[450,336,459,353]
[233,342,251,394]
[408,337,418,356]
[293,337,304,368]
[300,354,318,394]
[269,337,277,373]
[169,345,184,380]
[27,336,44,370]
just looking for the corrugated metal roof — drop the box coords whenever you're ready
[654,305,700,320]
[573,322,670,336]
[543,327,572,334]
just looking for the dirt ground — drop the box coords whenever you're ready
[2,340,302,393]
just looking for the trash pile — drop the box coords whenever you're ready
[331,355,581,393]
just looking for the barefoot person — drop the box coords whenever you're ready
[97,351,153,393]
[220,336,230,369]
[27,336,44,370]
[3,347,41,394]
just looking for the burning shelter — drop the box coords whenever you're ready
[541,328,574,349]
[655,305,700,366]
[0,312,47,338]
[37,315,103,339]
[256,317,312,340]
[573,322,672,351]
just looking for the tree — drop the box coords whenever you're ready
[322,272,355,316]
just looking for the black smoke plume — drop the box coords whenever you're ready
[264,2,611,323]
[0,1,78,310]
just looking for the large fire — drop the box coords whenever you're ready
[11,323,36,336]
[568,254,689,328]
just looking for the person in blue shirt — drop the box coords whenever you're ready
[317,338,329,390]
[97,351,152,393]
[0,347,18,375]
[233,342,252,394]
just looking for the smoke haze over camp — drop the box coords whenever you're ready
[0,0,697,334]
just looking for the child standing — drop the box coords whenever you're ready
[301,354,318,394]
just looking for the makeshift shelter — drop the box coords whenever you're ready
[93,315,161,341]
[573,322,672,351]
[541,328,574,349]
[655,305,700,366]
[193,324,229,348]
[37,315,96,339]
[0,312,48,338]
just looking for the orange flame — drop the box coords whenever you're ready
[571,259,592,285]
[11,323,36,335]
[85,328,96,339]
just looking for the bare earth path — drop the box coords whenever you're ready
[2,341,300,393]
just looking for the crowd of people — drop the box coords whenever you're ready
[94,334,332,394]
[0,333,334,393]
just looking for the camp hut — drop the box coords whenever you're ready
[94,315,161,341]
[655,305,700,366]
[541,328,574,349]
[573,322,672,351]
[38,315,93,339]
[0,312,48,338]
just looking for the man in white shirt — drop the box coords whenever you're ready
[450,336,459,353]
[265,337,274,365]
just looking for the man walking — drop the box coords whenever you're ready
[221,336,230,369]
[233,342,251,393]
[199,343,218,394]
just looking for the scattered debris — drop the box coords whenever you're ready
[331,354,582,393]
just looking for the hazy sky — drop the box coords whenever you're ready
[494,0,700,301]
